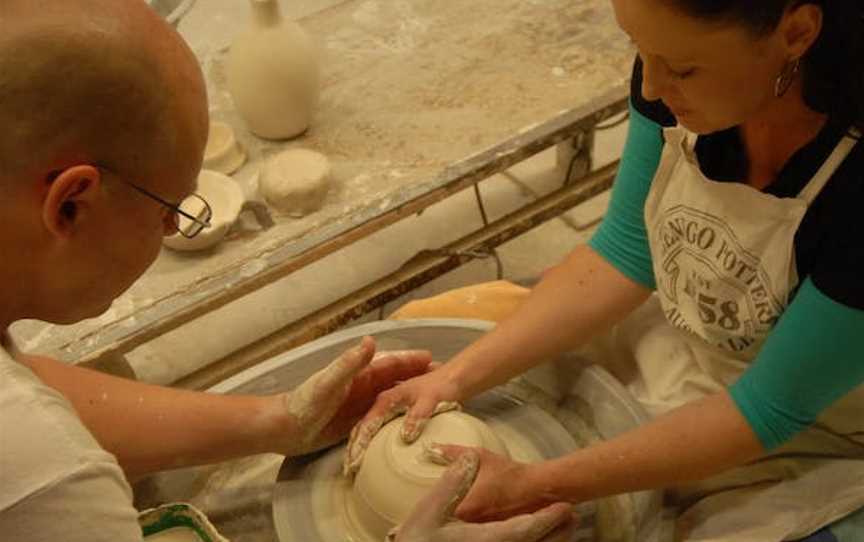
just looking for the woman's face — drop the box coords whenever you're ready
[612,0,791,134]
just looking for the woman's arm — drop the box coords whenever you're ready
[531,391,761,505]
[450,279,864,519]
[450,100,666,395]
[437,390,762,521]
[345,102,667,471]
[529,280,864,505]
[729,278,864,449]
[446,244,651,397]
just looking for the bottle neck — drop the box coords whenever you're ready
[249,0,282,27]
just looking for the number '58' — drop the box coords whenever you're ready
[697,294,741,331]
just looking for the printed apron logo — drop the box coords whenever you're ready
[655,205,785,352]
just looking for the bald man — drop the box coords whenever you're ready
[0,1,575,540]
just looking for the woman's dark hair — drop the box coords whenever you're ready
[667,0,864,133]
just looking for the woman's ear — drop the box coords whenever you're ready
[42,165,102,240]
[780,3,823,59]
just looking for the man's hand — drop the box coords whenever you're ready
[429,444,556,522]
[343,368,461,476]
[390,451,576,542]
[274,337,433,457]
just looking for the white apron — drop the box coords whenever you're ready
[613,126,864,541]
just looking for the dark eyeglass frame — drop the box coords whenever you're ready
[94,165,213,238]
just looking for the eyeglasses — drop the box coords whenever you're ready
[96,165,213,238]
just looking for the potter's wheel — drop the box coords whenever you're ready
[133,319,673,542]
[272,389,596,542]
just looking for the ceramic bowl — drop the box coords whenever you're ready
[163,170,245,252]
[346,411,508,541]
[203,121,246,175]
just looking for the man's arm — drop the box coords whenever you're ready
[20,338,431,478]
[20,353,285,477]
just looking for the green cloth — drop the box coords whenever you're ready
[829,505,864,541]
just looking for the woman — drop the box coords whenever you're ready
[346,0,864,539]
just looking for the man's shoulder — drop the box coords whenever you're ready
[0,349,126,511]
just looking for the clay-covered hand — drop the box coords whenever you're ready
[389,451,576,542]
[343,366,462,476]
[274,336,433,457]
[428,444,557,523]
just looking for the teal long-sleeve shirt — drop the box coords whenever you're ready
[589,102,864,450]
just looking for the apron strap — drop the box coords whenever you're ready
[797,132,859,204]
[670,126,858,205]
[663,126,690,148]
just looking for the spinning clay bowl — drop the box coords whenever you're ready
[347,412,508,541]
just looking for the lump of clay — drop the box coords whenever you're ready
[260,149,331,217]
[203,121,246,175]
[163,170,245,252]
[345,411,508,541]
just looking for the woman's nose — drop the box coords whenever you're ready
[640,55,668,103]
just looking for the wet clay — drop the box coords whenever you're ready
[323,411,544,542]
[260,149,331,217]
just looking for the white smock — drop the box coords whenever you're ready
[0,345,142,540]
[608,125,864,541]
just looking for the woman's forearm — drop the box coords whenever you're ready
[444,244,651,398]
[529,391,764,504]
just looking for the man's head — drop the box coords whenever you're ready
[0,0,208,325]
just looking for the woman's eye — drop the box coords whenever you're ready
[671,67,697,79]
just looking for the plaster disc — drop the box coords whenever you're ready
[272,389,597,542]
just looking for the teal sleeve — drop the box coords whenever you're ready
[588,100,661,289]
[729,278,864,450]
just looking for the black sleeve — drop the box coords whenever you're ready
[630,56,677,127]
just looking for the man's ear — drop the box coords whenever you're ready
[42,165,102,240]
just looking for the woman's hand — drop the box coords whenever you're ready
[271,336,433,457]
[391,451,576,542]
[343,366,462,475]
[429,444,558,522]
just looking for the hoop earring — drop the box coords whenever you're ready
[774,58,800,98]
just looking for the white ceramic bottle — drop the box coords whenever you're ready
[226,0,319,140]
